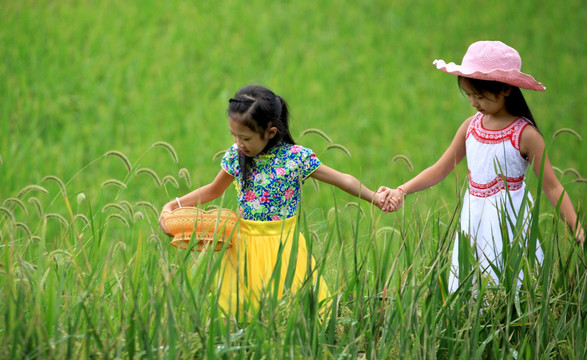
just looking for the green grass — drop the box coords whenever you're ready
[1,0,586,358]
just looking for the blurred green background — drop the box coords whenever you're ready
[1,0,585,219]
[1,1,586,358]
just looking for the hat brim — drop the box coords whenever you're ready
[434,59,546,91]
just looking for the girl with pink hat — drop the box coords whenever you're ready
[378,41,584,292]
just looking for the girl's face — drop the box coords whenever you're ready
[460,80,510,117]
[229,117,277,157]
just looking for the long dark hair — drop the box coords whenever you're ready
[228,85,295,188]
[458,76,538,130]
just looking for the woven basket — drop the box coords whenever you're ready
[163,207,239,251]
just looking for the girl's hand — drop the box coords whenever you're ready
[158,206,173,237]
[374,191,396,212]
[575,225,585,245]
[376,186,392,212]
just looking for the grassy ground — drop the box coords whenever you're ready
[1,0,586,358]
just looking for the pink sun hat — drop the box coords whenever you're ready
[433,41,546,91]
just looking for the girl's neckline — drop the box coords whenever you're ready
[479,114,521,132]
[250,141,285,159]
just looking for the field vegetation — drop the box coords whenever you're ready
[1,0,585,358]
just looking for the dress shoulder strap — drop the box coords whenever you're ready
[510,117,530,150]
[466,113,483,139]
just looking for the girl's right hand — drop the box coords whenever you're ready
[158,207,173,237]
[575,225,585,245]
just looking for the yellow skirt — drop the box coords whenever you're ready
[216,216,330,315]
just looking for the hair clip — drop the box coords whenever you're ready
[229,97,255,104]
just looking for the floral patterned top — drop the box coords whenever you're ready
[221,142,321,221]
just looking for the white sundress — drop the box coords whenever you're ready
[448,113,544,292]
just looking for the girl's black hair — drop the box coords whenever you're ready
[228,85,296,188]
[458,76,538,130]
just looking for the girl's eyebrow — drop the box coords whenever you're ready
[230,131,252,138]
[464,90,482,97]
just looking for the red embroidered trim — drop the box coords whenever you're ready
[466,114,528,150]
[468,171,525,198]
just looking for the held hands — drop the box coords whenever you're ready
[376,186,405,213]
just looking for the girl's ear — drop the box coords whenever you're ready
[267,126,278,139]
[502,86,512,97]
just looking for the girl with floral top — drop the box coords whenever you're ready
[159,85,401,316]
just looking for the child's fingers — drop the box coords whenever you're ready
[374,193,387,212]
[378,191,405,212]
[380,199,394,212]
[391,195,405,212]
[158,213,173,237]
[377,186,392,203]
[576,227,585,245]
[386,197,401,212]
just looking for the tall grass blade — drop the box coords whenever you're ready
[100,179,127,189]
[178,168,192,188]
[325,144,352,157]
[16,184,49,198]
[300,128,334,143]
[392,154,414,172]
[2,197,28,214]
[135,167,163,188]
[528,150,547,267]
[104,150,132,173]
[552,127,583,141]
[152,141,179,163]
[41,175,68,197]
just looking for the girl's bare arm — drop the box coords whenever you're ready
[310,165,399,210]
[397,117,470,195]
[158,169,234,235]
[521,126,584,243]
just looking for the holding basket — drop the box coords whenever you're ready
[162,207,239,251]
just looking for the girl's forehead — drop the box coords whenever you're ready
[461,81,490,98]
[229,117,257,136]
[459,79,477,93]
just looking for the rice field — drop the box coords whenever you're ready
[1,0,585,358]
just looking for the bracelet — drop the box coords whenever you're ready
[176,197,182,208]
[397,187,407,199]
